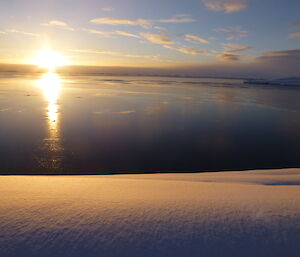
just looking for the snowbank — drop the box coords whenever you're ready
[0,169,299,257]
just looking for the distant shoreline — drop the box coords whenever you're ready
[0,63,257,80]
[1,167,299,176]
[0,70,251,81]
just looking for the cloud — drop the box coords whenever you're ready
[290,21,300,28]
[141,31,174,44]
[101,7,114,12]
[5,29,39,37]
[259,49,300,58]
[82,29,113,37]
[69,48,300,78]
[158,14,197,23]
[256,49,300,69]
[288,32,300,38]
[215,26,249,40]
[185,34,209,44]
[0,31,7,34]
[177,47,203,55]
[115,30,141,38]
[42,20,74,31]
[73,49,117,55]
[222,43,252,53]
[253,49,300,76]
[218,53,241,61]
[90,15,196,28]
[202,0,248,13]
[217,43,251,61]
[47,20,67,26]
[90,18,152,27]
[163,45,203,55]
[71,49,159,60]
[288,21,300,38]
[83,29,140,38]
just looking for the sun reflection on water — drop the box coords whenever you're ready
[39,72,61,119]
[37,72,63,168]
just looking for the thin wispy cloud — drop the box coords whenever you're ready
[141,31,174,44]
[45,20,67,26]
[72,49,160,60]
[288,32,300,39]
[90,18,152,27]
[257,49,300,71]
[177,47,203,55]
[215,26,249,40]
[218,53,241,61]
[163,45,203,55]
[90,15,196,28]
[42,20,74,31]
[158,14,197,23]
[185,34,209,44]
[82,29,140,38]
[5,29,39,37]
[217,43,251,61]
[290,21,300,28]
[101,7,114,12]
[73,49,117,55]
[115,30,140,38]
[82,29,113,37]
[222,43,252,53]
[203,0,248,13]
[261,49,300,58]
[288,21,300,39]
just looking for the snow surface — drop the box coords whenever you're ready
[0,169,300,257]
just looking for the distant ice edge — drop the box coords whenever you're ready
[244,77,300,86]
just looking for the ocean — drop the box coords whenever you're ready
[0,72,300,174]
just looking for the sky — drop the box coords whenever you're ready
[0,0,299,77]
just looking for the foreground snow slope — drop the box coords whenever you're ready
[0,169,300,257]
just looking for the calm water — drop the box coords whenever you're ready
[0,72,300,174]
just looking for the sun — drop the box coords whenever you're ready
[31,49,68,71]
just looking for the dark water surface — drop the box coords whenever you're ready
[0,73,300,174]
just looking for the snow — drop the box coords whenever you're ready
[0,169,300,257]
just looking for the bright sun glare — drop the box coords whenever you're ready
[31,49,68,71]
[37,72,61,121]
